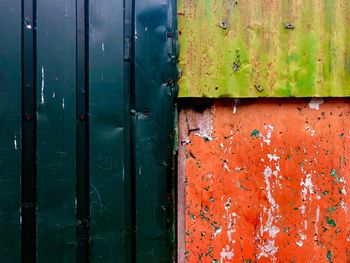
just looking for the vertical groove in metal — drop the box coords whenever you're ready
[123,0,134,261]
[127,0,137,261]
[76,0,89,261]
[21,0,37,262]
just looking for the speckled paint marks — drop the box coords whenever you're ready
[178,99,350,262]
[178,0,350,97]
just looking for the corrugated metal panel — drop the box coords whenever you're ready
[134,0,178,261]
[178,98,350,262]
[178,0,350,97]
[0,0,177,261]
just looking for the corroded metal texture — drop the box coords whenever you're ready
[178,1,350,97]
[179,99,350,262]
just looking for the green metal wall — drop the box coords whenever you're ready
[0,0,177,262]
[178,0,350,98]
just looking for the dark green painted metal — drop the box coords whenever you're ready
[76,0,89,261]
[124,0,134,260]
[134,0,178,261]
[0,0,21,261]
[21,0,37,262]
[36,0,77,262]
[0,0,177,261]
[89,0,131,261]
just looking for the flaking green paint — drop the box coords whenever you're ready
[250,129,260,137]
[330,169,337,177]
[326,217,336,227]
[178,0,350,97]
[327,250,332,262]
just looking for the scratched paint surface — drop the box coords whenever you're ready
[178,0,350,97]
[179,99,350,262]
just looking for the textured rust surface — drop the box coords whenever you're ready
[179,99,350,262]
[178,0,350,97]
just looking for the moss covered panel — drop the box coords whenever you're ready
[178,0,350,97]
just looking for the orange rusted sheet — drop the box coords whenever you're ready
[178,99,350,262]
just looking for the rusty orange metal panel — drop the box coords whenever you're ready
[178,99,350,262]
[178,0,350,97]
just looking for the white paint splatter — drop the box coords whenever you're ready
[14,135,17,150]
[227,212,238,243]
[213,226,222,238]
[305,125,316,136]
[41,66,45,104]
[259,125,274,145]
[101,42,105,55]
[296,241,303,247]
[235,167,243,172]
[257,239,278,261]
[24,21,32,29]
[308,98,324,110]
[300,173,314,202]
[299,231,307,241]
[220,245,234,262]
[194,133,214,141]
[314,205,320,240]
[52,92,55,98]
[263,166,278,209]
[340,200,348,213]
[267,154,280,162]
[224,198,231,215]
[223,161,231,173]
[340,179,347,196]
[269,225,280,238]
[62,98,65,109]
[232,99,238,114]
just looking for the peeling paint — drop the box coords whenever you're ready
[180,99,350,262]
[308,98,324,110]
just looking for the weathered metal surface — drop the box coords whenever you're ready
[36,1,77,261]
[89,0,130,261]
[134,0,178,261]
[0,0,21,261]
[179,98,350,262]
[0,0,177,261]
[178,0,350,97]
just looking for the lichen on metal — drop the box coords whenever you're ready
[178,0,350,97]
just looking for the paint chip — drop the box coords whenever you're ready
[308,98,324,110]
